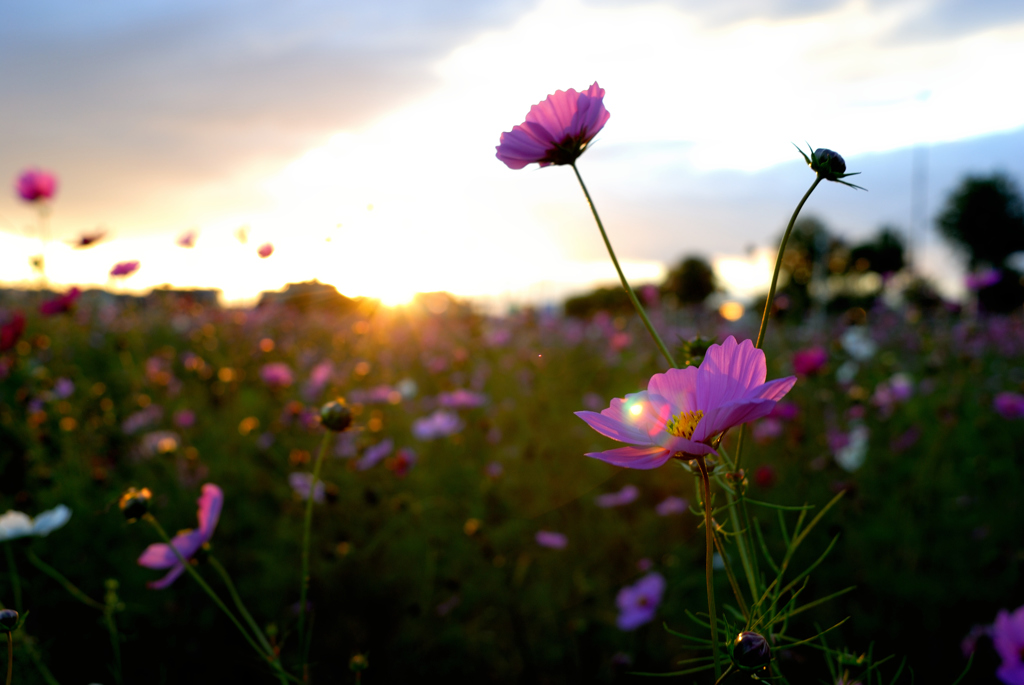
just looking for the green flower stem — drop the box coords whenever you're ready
[733,176,822,478]
[104,610,122,685]
[208,554,275,659]
[695,457,721,678]
[571,163,678,369]
[298,430,332,675]
[25,550,104,611]
[144,515,287,682]
[4,544,21,612]
[722,488,759,603]
[6,632,11,685]
[754,175,822,351]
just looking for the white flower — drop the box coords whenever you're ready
[835,425,870,472]
[0,505,72,541]
[840,326,877,361]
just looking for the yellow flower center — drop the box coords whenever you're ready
[666,410,703,439]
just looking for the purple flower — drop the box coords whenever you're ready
[122,405,163,435]
[576,337,796,469]
[412,410,463,440]
[994,392,1024,419]
[793,347,828,375]
[289,472,325,503]
[110,261,140,278]
[386,447,417,477]
[437,389,487,409]
[616,572,665,631]
[495,82,611,169]
[994,605,1024,684]
[39,287,81,316]
[137,484,222,589]
[655,496,687,516]
[260,362,294,389]
[173,409,196,429]
[485,461,504,479]
[53,377,74,400]
[0,311,25,352]
[16,169,57,202]
[357,438,394,471]
[966,268,1002,290]
[302,361,333,401]
[535,530,568,549]
[595,484,639,509]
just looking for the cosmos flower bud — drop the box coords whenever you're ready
[732,631,771,671]
[0,609,19,632]
[320,400,353,432]
[794,144,865,190]
[349,654,369,673]
[119,487,152,522]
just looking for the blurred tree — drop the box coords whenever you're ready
[936,173,1024,268]
[563,286,634,318]
[662,256,716,306]
[848,227,905,275]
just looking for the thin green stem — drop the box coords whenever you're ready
[571,163,678,368]
[103,611,122,685]
[696,457,721,678]
[4,544,21,612]
[5,632,11,685]
[145,515,286,680]
[209,555,275,658]
[723,489,758,603]
[299,430,332,677]
[754,176,822,351]
[25,550,105,611]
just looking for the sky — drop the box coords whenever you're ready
[2,0,1024,307]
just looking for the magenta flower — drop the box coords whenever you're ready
[495,82,610,169]
[260,362,294,389]
[576,336,796,470]
[16,169,57,202]
[177,230,197,248]
[793,346,828,375]
[357,438,394,471]
[0,312,25,353]
[616,572,665,631]
[965,268,1002,290]
[994,392,1024,419]
[110,261,140,278]
[257,243,274,258]
[994,605,1024,684]
[595,484,639,508]
[39,287,81,316]
[655,496,687,516]
[535,530,568,549]
[412,410,463,440]
[437,389,487,409]
[137,484,222,589]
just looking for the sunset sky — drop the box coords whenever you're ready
[3,0,1024,307]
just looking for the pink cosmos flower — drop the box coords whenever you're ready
[0,312,25,352]
[495,82,610,169]
[110,261,140,277]
[412,410,463,440]
[994,392,1024,419]
[793,347,828,375]
[260,362,294,389]
[535,530,568,549]
[595,484,639,508]
[39,287,81,316]
[16,169,58,202]
[576,336,796,469]
[437,389,487,409]
[994,605,1024,684]
[257,243,274,258]
[137,484,222,589]
[965,268,1002,290]
[357,438,394,471]
[616,572,665,631]
[655,496,687,516]
[177,230,197,248]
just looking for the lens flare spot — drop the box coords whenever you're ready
[629,403,644,416]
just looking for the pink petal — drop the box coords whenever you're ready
[748,376,797,402]
[196,483,223,539]
[575,392,668,445]
[147,563,187,590]
[647,366,699,414]
[692,398,777,442]
[655,433,718,457]
[137,528,205,570]
[696,337,768,410]
[584,445,671,470]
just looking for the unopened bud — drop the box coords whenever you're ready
[732,631,771,671]
[0,609,19,632]
[119,487,152,522]
[320,400,353,432]
[812,148,847,180]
